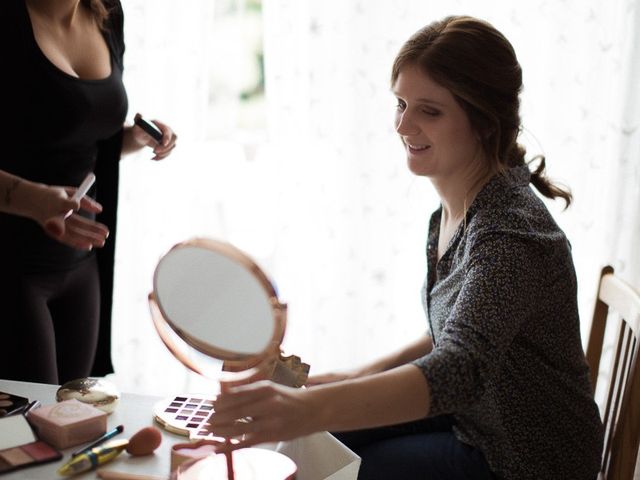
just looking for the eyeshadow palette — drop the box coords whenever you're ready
[153,394,221,440]
[0,392,29,418]
[0,415,62,475]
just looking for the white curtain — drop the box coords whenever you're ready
[112,0,640,417]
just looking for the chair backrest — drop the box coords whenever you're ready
[585,265,640,480]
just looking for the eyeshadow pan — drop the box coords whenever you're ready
[1,447,32,466]
[193,411,206,417]
[201,405,213,411]
[186,403,198,408]
[165,407,178,413]
[170,402,182,407]
[176,415,188,420]
[176,397,187,401]
[189,398,202,402]
[180,409,194,415]
[22,441,58,461]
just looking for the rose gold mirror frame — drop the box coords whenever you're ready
[148,237,309,387]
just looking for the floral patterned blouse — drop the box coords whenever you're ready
[413,165,603,480]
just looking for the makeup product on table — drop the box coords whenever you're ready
[27,398,107,449]
[72,424,124,457]
[124,427,162,456]
[152,395,220,440]
[57,427,162,476]
[57,377,121,414]
[58,439,129,476]
[0,415,62,474]
[170,440,223,472]
[0,391,29,417]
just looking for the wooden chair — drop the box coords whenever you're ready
[585,265,640,480]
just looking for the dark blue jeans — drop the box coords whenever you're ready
[333,415,496,480]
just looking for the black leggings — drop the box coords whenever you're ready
[0,256,100,385]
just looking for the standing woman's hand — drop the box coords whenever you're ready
[126,113,177,160]
[20,182,109,250]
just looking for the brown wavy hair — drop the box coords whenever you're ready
[81,0,110,29]
[391,16,572,207]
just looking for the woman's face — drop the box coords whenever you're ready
[392,64,483,180]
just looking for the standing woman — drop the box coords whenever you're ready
[209,16,604,480]
[0,0,177,384]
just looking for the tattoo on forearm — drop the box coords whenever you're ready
[4,179,21,206]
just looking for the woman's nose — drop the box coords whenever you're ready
[395,111,419,136]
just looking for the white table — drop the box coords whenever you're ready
[0,379,360,480]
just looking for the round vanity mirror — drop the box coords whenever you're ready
[149,238,286,374]
[148,237,308,480]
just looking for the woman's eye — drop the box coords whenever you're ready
[396,100,406,111]
[423,109,441,116]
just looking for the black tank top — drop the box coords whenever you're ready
[1,0,128,271]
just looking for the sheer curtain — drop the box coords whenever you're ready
[112,0,640,413]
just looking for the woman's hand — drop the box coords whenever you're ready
[208,381,319,451]
[29,183,108,250]
[128,115,177,160]
[210,365,432,451]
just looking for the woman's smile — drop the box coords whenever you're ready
[406,143,431,153]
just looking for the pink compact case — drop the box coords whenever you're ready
[27,398,107,449]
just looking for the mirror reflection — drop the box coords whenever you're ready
[154,243,277,357]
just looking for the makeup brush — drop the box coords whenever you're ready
[72,425,124,457]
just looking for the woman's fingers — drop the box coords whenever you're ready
[43,216,66,238]
[131,116,177,160]
[45,214,110,250]
[65,215,109,244]
[209,414,284,444]
[78,194,103,213]
[207,381,313,445]
[152,142,176,160]
[212,433,265,453]
[149,119,177,160]
[212,383,276,420]
[151,119,176,147]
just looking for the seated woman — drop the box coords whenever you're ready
[208,15,604,480]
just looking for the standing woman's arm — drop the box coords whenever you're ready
[0,169,108,250]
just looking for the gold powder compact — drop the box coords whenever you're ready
[56,377,120,414]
